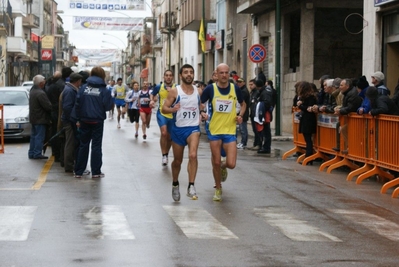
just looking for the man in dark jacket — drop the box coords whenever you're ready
[236,78,250,149]
[61,73,83,173]
[28,75,52,159]
[47,67,73,162]
[73,67,113,178]
[333,78,362,153]
[366,86,399,116]
[248,79,260,150]
[254,79,273,154]
[371,71,390,96]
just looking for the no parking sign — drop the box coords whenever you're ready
[248,44,267,63]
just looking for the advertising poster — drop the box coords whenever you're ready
[73,16,143,31]
[206,23,216,41]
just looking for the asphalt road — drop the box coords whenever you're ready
[0,115,398,267]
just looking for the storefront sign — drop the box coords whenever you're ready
[215,30,224,50]
[375,0,398,6]
[206,23,216,41]
[73,16,143,31]
[41,35,54,49]
[41,49,53,61]
[69,0,146,11]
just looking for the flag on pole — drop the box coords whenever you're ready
[199,19,206,53]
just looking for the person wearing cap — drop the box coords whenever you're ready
[236,78,250,149]
[365,86,399,116]
[200,63,246,201]
[371,71,390,96]
[60,73,83,173]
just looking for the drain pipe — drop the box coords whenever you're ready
[275,0,281,136]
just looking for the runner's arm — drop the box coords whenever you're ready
[161,87,179,114]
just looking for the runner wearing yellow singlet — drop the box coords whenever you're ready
[150,70,175,166]
[112,77,129,129]
[200,63,246,201]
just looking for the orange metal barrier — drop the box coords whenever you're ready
[0,104,4,153]
[282,110,306,160]
[283,111,399,198]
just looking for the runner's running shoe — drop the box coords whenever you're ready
[187,185,198,200]
[162,155,168,166]
[213,188,222,201]
[172,185,180,201]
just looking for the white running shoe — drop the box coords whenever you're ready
[187,185,198,200]
[162,155,168,166]
[172,185,180,201]
[236,143,244,149]
[117,123,121,129]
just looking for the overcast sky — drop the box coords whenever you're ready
[57,0,152,50]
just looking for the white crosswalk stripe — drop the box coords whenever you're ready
[0,206,37,241]
[331,209,399,241]
[163,205,239,239]
[83,205,135,240]
[254,207,342,242]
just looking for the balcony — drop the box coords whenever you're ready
[26,41,38,62]
[152,34,163,50]
[7,36,27,55]
[180,0,211,31]
[237,0,275,14]
[22,14,40,28]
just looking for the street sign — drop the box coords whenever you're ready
[248,44,267,63]
[41,49,53,61]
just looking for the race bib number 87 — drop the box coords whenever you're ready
[216,99,233,113]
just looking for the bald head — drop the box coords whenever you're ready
[53,71,61,79]
[216,63,230,86]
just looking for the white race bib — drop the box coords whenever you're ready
[215,99,233,113]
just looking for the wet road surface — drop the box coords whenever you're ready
[0,115,398,267]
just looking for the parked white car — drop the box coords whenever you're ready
[0,87,31,139]
[22,81,33,87]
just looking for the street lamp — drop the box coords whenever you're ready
[102,40,122,48]
[103,33,126,48]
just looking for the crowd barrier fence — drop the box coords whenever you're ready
[283,109,399,198]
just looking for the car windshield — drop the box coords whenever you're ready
[0,91,29,105]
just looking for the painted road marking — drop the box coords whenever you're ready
[163,206,239,239]
[331,209,399,241]
[83,205,135,240]
[254,207,342,242]
[0,156,54,191]
[0,206,37,241]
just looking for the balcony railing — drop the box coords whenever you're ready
[23,14,40,28]
[7,36,27,55]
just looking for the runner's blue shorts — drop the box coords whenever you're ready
[206,129,236,144]
[171,125,200,146]
[114,99,125,108]
[157,110,174,132]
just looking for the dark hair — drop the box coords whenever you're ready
[69,73,83,83]
[249,79,256,83]
[298,81,316,99]
[62,67,73,79]
[266,80,274,89]
[179,64,194,75]
[310,83,318,93]
[164,69,173,76]
[78,71,89,84]
[117,78,122,82]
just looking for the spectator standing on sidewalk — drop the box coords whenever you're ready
[28,75,52,160]
[236,78,250,149]
[371,71,390,96]
[73,67,113,178]
[248,79,261,150]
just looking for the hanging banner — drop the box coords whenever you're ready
[73,16,143,31]
[69,0,146,11]
[374,0,398,6]
[74,49,121,67]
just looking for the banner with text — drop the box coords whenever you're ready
[69,0,146,11]
[73,16,143,31]
[74,49,121,67]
